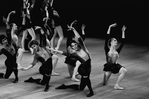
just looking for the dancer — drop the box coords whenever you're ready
[50,8,64,50]
[3,11,25,70]
[102,23,127,90]
[41,1,60,75]
[18,0,36,53]
[53,39,94,97]
[40,0,54,48]
[44,2,55,41]
[23,40,57,91]
[34,26,59,76]
[0,34,19,83]
[10,23,24,70]
[2,10,16,45]
[65,20,86,82]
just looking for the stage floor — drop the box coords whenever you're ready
[0,36,149,99]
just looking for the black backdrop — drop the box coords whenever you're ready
[0,0,148,44]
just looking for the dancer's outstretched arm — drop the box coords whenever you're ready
[3,11,16,29]
[22,54,38,70]
[107,23,117,35]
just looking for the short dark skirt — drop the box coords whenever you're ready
[64,56,77,67]
[78,59,91,76]
[39,57,52,75]
[103,63,124,74]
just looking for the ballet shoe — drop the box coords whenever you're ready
[13,78,18,83]
[44,85,49,92]
[87,92,94,97]
[0,73,4,78]
[114,84,124,90]
[102,82,108,86]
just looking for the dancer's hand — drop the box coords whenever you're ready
[46,46,54,51]
[81,24,86,30]
[52,49,63,55]
[55,47,59,51]
[43,17,49,21]
[107,23,117,34]
[67,20,77,30]
[11,11,16,14]
[22,65,33,71]
[46,47,58,54]
[67,25,75,31]
[2,17,6,23]
[109,23,117,27]
[53,10,59,16]
[122,25,127,31]
[70,20,77,26]
[122,25,126,38]
[21,68,28,71]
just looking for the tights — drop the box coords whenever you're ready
[24,57,52,91]
[56,59,94,97]
[0,48,18,83]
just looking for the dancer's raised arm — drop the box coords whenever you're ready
[3,11,16,29]
[105,23,117,52]
[122,25,126,39]
[117,25,126,53]
[107,23,117,34]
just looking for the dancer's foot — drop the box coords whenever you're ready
[87,92,94,97]
[71,78,80,82]
[102,80,108,86]
[52,72,59,76]
[44,85,49,92]
[103,82,108,86]
[0,73,4,78]
[114,84,124,90]
[13,78,18,83]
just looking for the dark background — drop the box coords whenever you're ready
[0,0,148,44]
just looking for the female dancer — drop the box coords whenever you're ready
[0,34,19,83]
[103,23,127,90]
[2,10,16,45]
[41,2,61,75]
[23,40,58,91]
[19,0,36,53]
[65,20,86,82]
[3,11,25,70]
[10,23,24,70]
[50,8,64,50]
[52,39,94,97]
[40,1,54,48]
